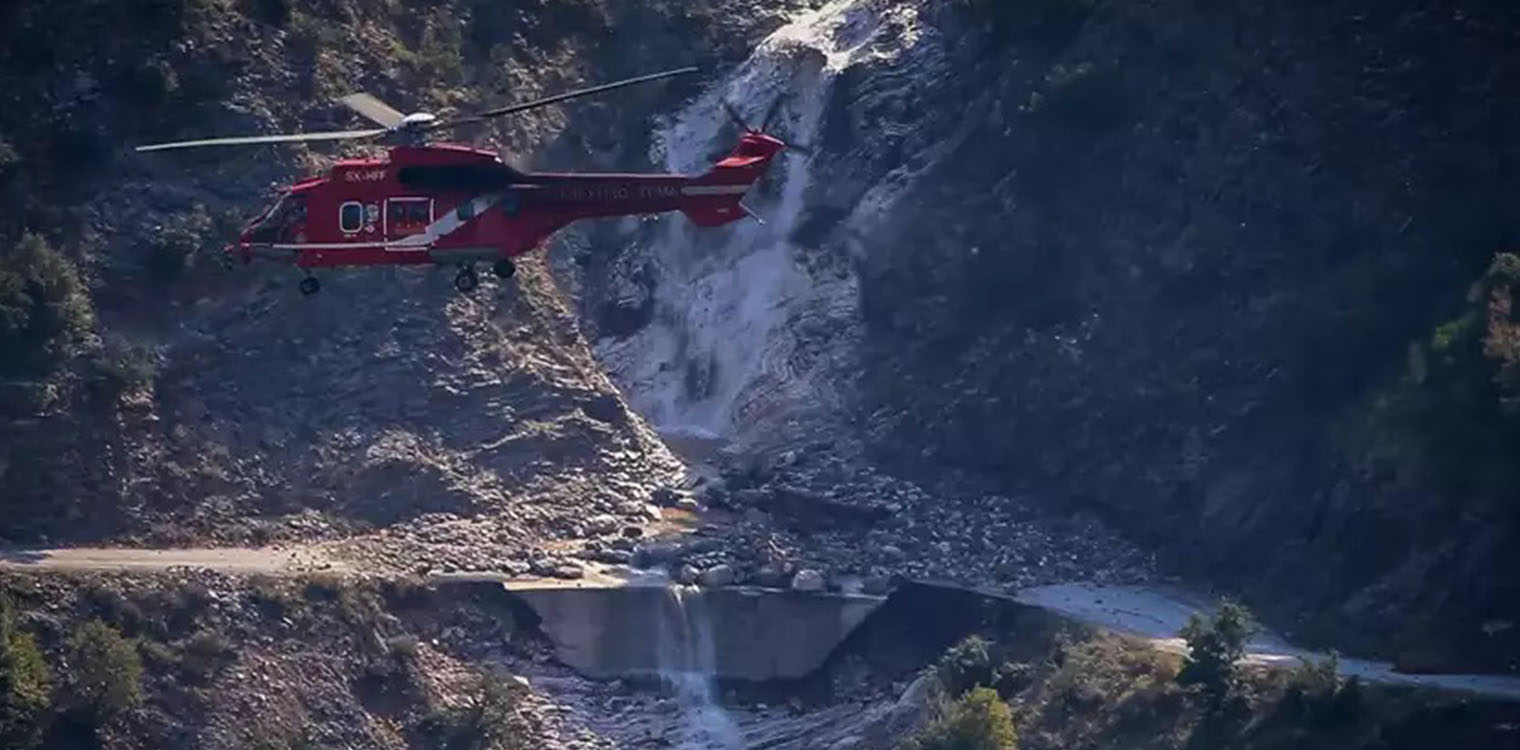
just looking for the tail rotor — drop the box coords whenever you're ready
[707,95,822,227]
[719,97,816,156]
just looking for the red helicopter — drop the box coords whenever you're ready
[134,68,805,295]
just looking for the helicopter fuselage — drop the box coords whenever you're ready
[235,134,785,278]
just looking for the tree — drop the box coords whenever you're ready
[61,619,141,727]
[934,634,993,696]
[0,594,51,748]
[1177,598,1254,698]
[901,687,1018,750]
[0,232,94,378]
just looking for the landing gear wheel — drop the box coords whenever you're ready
[299,276,320,296]
[454,267,479,293]
[492,259,516,280]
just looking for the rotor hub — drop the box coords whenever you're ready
[393,112,439,146]
[399,112,437,128]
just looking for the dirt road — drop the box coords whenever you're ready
[0,544,348,574]
[7,544,1520,701]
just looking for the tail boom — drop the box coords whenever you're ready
[515,132,787,228]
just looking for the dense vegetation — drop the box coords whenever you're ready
[0,596,52,748]
[896,603,1514,750]
[0,594,143,749]
[0,234,95,381]
[902,686,1019,750]
[1347,252,1520,507]
[0,573,547,750]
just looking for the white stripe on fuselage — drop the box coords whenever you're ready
[270,241,425,250]
[387,191,506,251]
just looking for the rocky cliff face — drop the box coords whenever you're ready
[0,1,731,566]
[847,0,1520,671]
[563,0,1520,671]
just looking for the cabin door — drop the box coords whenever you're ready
[385,197,434,244]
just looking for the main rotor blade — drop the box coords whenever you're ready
[759,97,785,132]
[134,128,389,152]
[429,66,700,130]
[721,100,752,132]
[339,93,406,129]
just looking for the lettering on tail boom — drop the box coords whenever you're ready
[543,183,748,202]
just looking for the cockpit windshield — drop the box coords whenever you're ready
[246,192,307,243]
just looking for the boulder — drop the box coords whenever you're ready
[792,569,825,593]
[699,564,735,587]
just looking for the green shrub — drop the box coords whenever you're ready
[301,573,344,602]
[990,661,1034,698]
[0,232,94,378]
[900,686,1018,750]
[179,630,234,684]
[934,635,994,696]
[1482,252,1520,409]
[61,619,142,726]
[79,583,148,636]
[124,57,179,104]
[144,204,212,282]
[418,673,523,750]
[1431,312,1479,354]
[1286,652,1340,698]
[301,574,382,629]
[0,595,52,748]
[1283,652,1363,727]
[248,577,300,622]
[1487,252,1520,286]
[137,639,179,674]
[89,341,157,400]
[1044,633,1178,714]
[1177,599,1254,699]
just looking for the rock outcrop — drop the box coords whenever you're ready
[558,0,1520,672]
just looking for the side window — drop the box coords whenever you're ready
[387,198,432,232]
[339,202,363,233]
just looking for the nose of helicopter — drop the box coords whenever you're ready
[224,237,252,265]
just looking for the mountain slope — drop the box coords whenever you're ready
[559,0,1520,673]
[0,0,788,567]
[5,0,1519,681]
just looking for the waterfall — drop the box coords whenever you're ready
[656,585,744,749]
[593,0,925,449]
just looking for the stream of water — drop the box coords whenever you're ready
[656,585,745,749]
[594,0,926,448]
